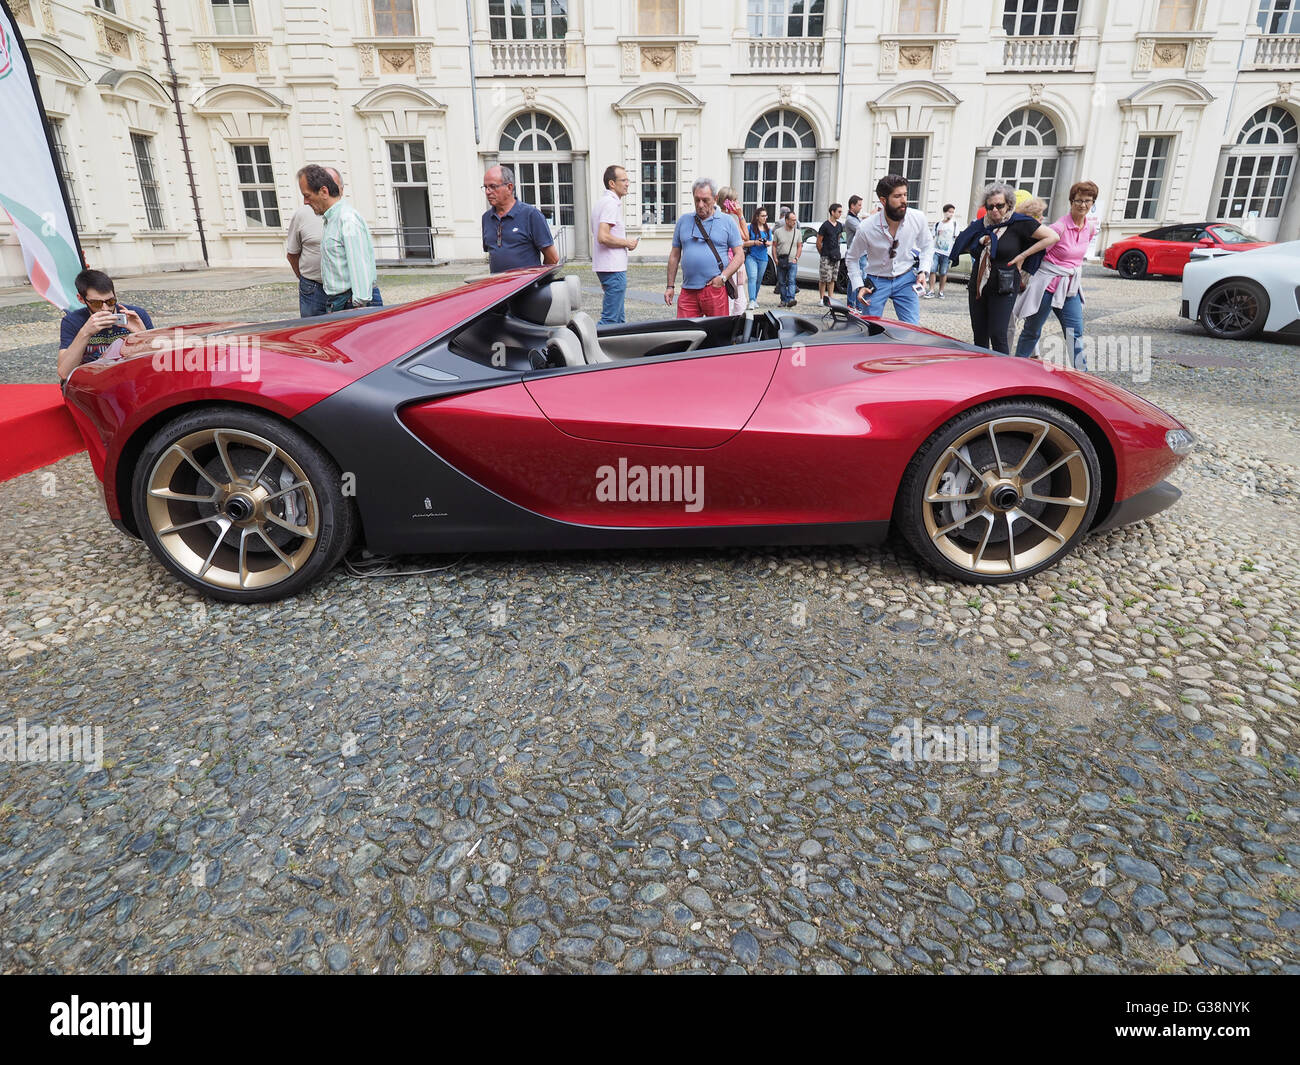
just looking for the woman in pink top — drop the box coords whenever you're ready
[1013,180,1099,367]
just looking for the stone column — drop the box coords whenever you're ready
[571,151,591,259]
[814,148,836,216]
[729,149,745,202]
[1054,146,1082,219]
[971,147,991,220]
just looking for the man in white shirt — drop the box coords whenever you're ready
[845,174,933,325]
[591,164,639,324]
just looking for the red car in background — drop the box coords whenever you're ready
[1103,222,1272,279]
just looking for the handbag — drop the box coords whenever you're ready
[693,213,738,300]
[994,266,1021,297]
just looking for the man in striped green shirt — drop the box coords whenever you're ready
[297,164,381,312]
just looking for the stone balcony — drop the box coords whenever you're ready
[489,39,569,76]
[735,36,826,74]
[1252,33,1300,69]
[1002,35,1078,72]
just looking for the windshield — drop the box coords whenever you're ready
[1209,224,1254,245]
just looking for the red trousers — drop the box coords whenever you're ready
[677,284,730,318]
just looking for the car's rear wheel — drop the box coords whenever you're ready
[895,401,1102,583]
[1117,250,1147,279]
[835,260,849,295]
[1199,279,1269,340]
[132,407,355,602]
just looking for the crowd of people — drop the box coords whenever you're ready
[57,160,1100,379]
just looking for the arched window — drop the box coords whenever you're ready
[499,111,574,237]
[741,108,817,222]
[1216,105,1298,240]
[983,107,1060,206]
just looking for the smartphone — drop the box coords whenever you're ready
[112,312,128,327]
[859,278,876,296]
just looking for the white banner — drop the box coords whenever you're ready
[0,1,83,310]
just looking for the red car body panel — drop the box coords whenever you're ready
[400,337,1184,529]
[1103,224,1272,278]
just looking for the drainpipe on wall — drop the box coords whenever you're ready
[466,0,481,145]
[834,0,848,142]
[153,0,208,265]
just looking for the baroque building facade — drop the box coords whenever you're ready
[2,0,1298,288]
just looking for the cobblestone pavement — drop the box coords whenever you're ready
[1,264,1297,974]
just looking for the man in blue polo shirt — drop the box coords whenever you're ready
[481,165,560,272]
[664,178,743,318]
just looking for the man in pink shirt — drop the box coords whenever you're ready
[1013,180,1100,367]
[591,165,639,324]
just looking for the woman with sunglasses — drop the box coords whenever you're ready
[1012,181,1099,367]
[948,183,1059,354]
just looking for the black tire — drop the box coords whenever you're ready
[131,406,356,602]
[1117,250,1147,279]
[763,260,776,287]
[835,260,849,295]
[894,401,1102,584]
[1198,278,1269,340]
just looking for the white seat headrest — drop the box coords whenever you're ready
[564,274,582,309]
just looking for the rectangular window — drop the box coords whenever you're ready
[388,140,428,185]
[639,138,678,226]
[94,0,118,13]
[1155,0,1197,30]
[373,0,415,36]
[1124,135,1172,220]
[131,133,166,231]
[898,0,940,33]
[489,0,568,40]
[1256,0,1300,34]
[888,137,928,207]
[48,119,84,232]
[638,0,679,35]
[747,0,825,37]
[1002,0,1079,36]
[233,143,280,228]
[211,0,254,34]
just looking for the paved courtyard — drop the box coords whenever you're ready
[0,263,1297,974]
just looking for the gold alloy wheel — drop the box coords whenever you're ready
[143,427,319,592]
[920,416,1092,577]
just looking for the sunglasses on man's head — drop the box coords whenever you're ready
[85,297,117,309]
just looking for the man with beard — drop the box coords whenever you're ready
[845,174,933,325]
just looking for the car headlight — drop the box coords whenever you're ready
[1166,429,1195,455]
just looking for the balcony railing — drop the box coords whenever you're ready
[374,227,438,264]
[1253,34,1300,69]
[738,37,825,72]
[490,39,567,75]
[1003,35,1078,71]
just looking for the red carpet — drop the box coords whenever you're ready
[0,385,86,482]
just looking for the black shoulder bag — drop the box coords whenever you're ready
[692,214,738,300]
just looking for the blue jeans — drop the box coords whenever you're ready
[745,253,767,301]
[847,253,868,309]
[862,269,921,325]
[299,276,328,317]
[596,270,627,324]
[930,251,951,277]
[777,259,798,303]
[1014,287,1085,367]
[326,285,383,313]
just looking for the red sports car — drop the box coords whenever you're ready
[61,267,1194,602]
[1103,222,1271,279]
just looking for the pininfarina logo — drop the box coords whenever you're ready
[49,996,151,1045]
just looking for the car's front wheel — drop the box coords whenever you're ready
[1117,250,1147,279]
[1199,279,1269,340]
[131,407,355,602]
[895,401,1102,583]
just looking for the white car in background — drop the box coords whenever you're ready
[1180,240,1300,340]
